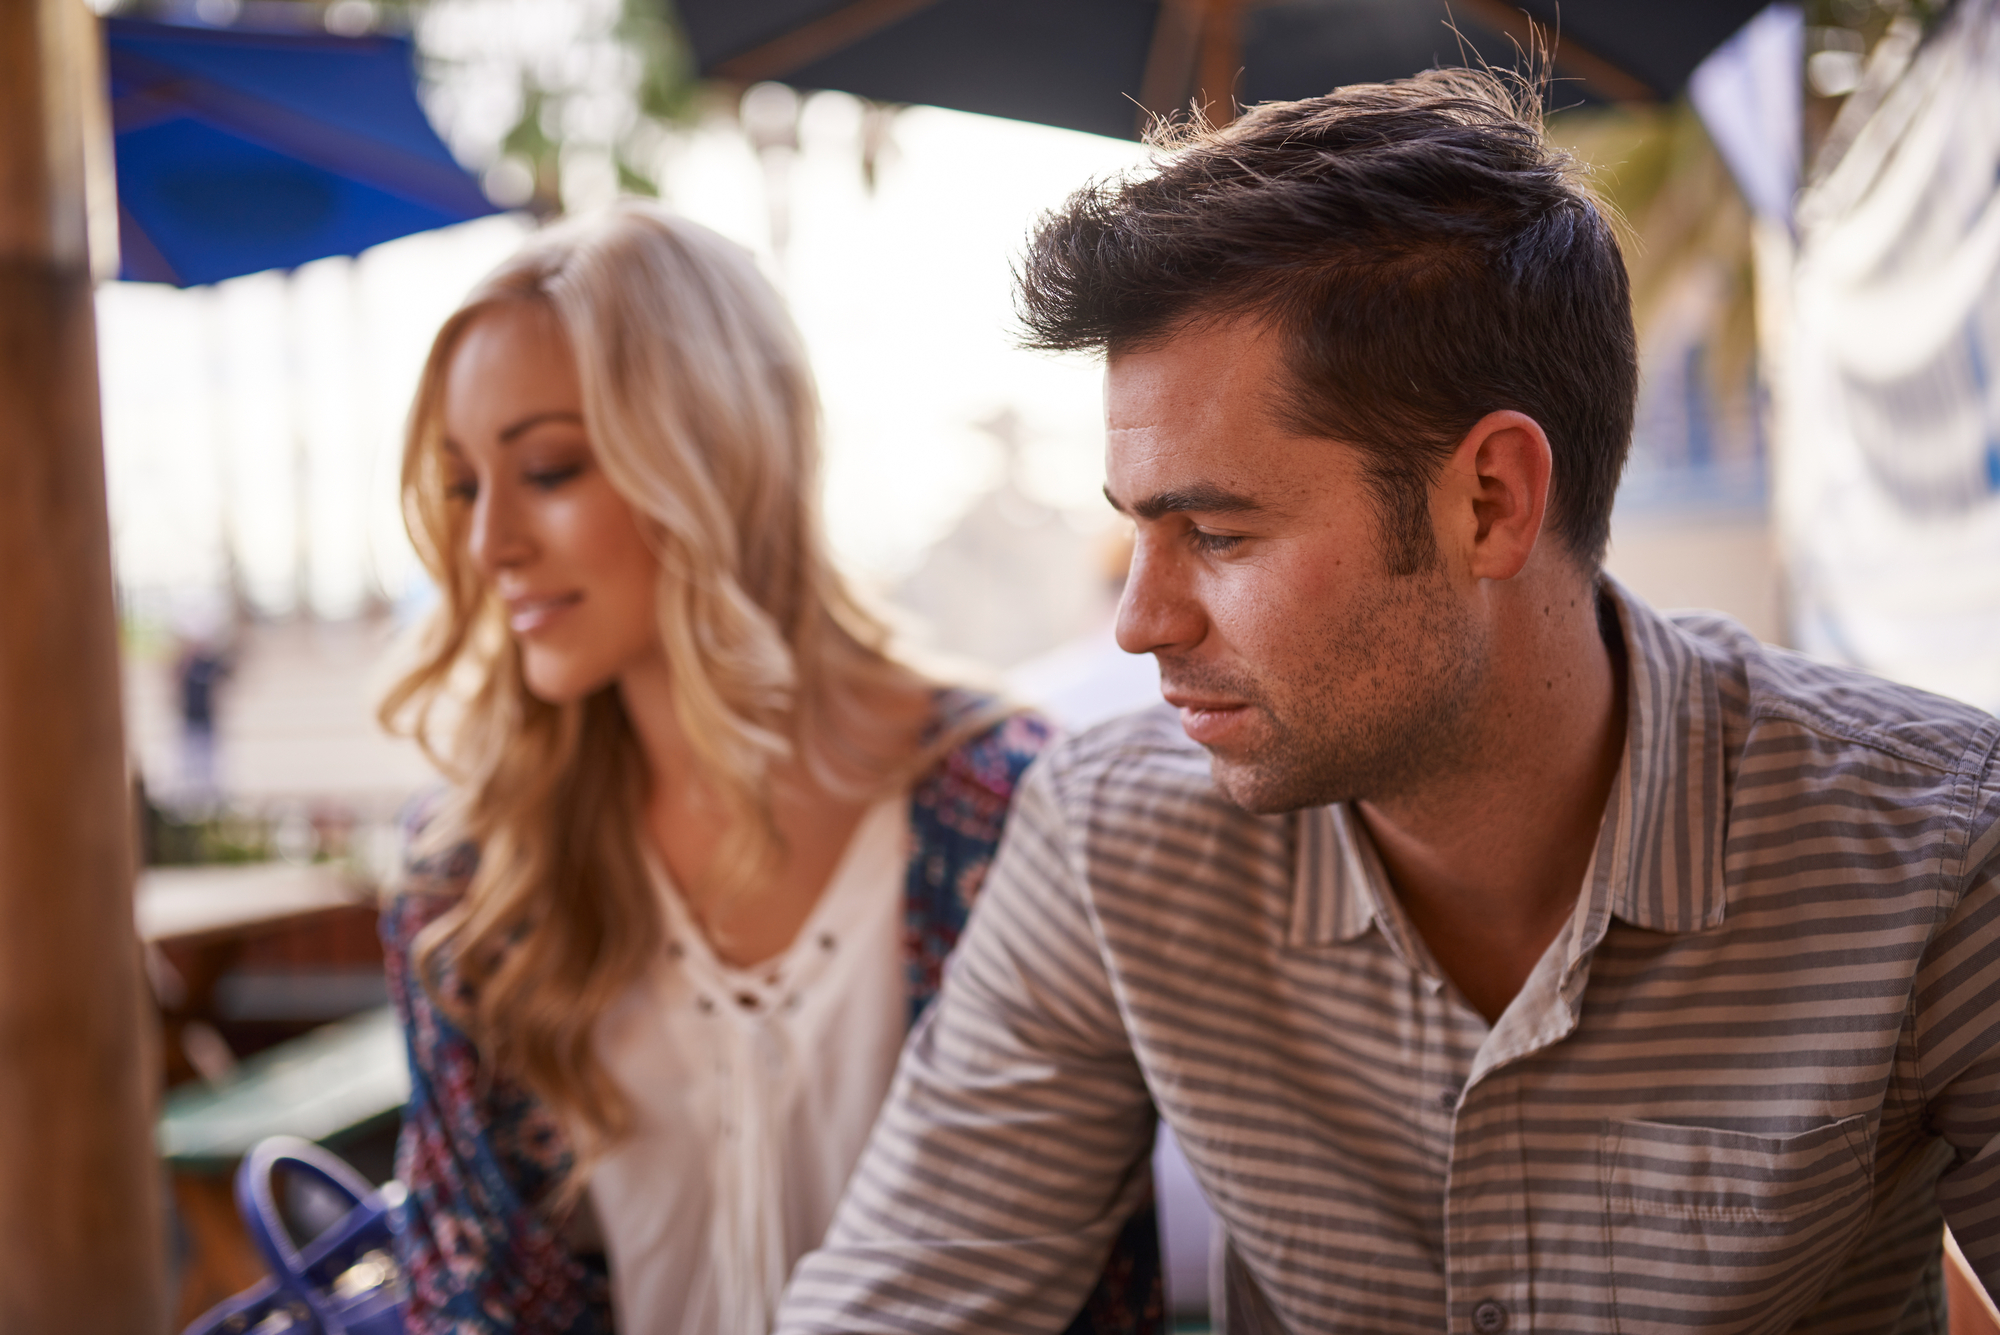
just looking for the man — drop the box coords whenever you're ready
[777,70,2000,1333]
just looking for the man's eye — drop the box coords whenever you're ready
[525,464,583,492]
[1189,529,1245,554]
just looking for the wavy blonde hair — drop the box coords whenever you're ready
[382,203,960,1175]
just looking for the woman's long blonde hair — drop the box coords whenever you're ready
[382,203,952,1174]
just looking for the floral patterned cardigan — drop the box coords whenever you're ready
[381,700,1164,1334]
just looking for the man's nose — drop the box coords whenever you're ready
[1115,537,1203,657]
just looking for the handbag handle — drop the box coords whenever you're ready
[230,1136,405,1335]
[236,1136,379,1280]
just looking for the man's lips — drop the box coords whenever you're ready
[502,591,582,634]
[1163,691,1254,746]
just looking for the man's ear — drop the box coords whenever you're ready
[1436,410,1552,582]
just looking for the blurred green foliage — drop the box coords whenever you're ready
[142,802,275,866]
[488,0,699,216]
[1548,100,1756,427]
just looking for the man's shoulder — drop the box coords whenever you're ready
[1020,705,1292,917]
[1033,704,1277,836]
[1665,608,1999,775]
[1041,703,1212,789]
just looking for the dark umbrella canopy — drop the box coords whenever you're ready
[679,0,1773,140]
[108,18,497,287]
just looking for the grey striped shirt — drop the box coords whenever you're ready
[778,586,2000,1333]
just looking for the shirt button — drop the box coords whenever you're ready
[1438,1085,1461,1110]
[1472,1299,1508,1332]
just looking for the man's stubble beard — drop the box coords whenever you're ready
[1175,566,1491,816]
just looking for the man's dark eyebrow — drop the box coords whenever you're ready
[1103,482,1266,522]
[497,410,585,445]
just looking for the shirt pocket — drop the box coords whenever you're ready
[1600,1115,1873,1334]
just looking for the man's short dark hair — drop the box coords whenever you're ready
[1018,69,1637,573]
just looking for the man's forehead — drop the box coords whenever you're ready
[1105,316,1287,417]
[1104,329,1345,513]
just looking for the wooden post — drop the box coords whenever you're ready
[1137,0,1242,133]
[0,0,169,1330]
[1191,0,1242,127]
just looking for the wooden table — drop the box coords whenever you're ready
[137,861,369,948]
[138,862,391,1327]
[140,860,374,1084]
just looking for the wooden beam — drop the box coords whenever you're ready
[1137,0,1203,132]
[714,0,940,85]
[1137,0,1243,134]
[1452,0,1657,103]
[0,0,168,1329]
[1192,0,1243,125]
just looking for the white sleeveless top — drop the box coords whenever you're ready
[587,794,912,1335]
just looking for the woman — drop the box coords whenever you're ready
[378,203,1158,1335]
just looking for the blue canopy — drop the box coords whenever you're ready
[107,18,497,287]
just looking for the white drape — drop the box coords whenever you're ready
[1778,0,2000,711]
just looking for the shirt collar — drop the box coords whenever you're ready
[1289,800,1397,950]
[1290,575,1729,954]
[1593,575,1730,935]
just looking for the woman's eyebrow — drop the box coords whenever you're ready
[497,410,585,445]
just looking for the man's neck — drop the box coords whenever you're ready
[1356,577,1627,1024]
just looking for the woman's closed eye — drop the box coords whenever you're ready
[525,462,584,492]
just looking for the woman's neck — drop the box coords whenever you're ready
[615,652,934,968]
[615,651,703,801]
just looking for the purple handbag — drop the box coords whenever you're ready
[181,1136,406,1335]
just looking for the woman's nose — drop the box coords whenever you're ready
[467,482,532,576]
[1115,537,1204,658]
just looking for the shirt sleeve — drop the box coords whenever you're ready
[778,754,1158,1334]
[1922,749,2000,1294]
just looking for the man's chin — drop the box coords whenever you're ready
[1205,752,1332,816]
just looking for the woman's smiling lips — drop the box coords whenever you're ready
[1164,691,1253,746]
[503,591,582,634]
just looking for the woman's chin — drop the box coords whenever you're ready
[520,659,613,707]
